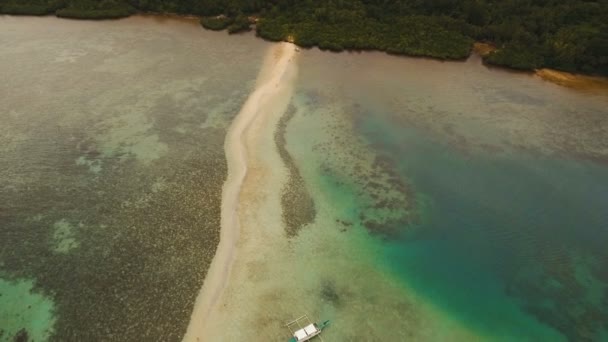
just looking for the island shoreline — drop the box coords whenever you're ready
[1,12,606,83]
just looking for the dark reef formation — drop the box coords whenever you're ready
[505,249,608,342]
[275,104,316,237]
[300,90,419,240]
[13,329,28,342]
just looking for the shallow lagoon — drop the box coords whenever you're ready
[282,50,608,341]
[1,14,608,342]
[0,15,268,340]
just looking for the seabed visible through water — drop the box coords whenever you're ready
[1,15,608,342]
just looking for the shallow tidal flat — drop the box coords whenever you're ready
[0,16,268,340]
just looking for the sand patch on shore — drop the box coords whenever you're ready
[535,68,608,92]
[472,42,608,93]
[473,42,496,57]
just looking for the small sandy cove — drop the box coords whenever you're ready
[183,42,297,341]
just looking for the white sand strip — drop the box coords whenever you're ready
[183,42,296,342]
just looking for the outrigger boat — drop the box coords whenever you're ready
[286,314,330,342]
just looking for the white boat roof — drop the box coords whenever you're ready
[294,324,318,340]
[294,329,308,340]
[304,324,318,335]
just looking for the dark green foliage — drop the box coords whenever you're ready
[256,5,474,59]
[1,0,607,75]
[227,14,251,34]
[55,0,135,19]
[485,45,544,70]
[200,14,251,34]
[0,0,64,15]
[54,8,134,19]
[255,17,288,42]
[253,0,608,74]
[0,4,54,15]
[200,16,232,31]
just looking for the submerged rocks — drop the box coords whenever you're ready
[13,329,28,342]
[320,280,341,306]
[275,104,317,237]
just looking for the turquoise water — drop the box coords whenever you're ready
[0,278,55,341]
[363,119,608,340]
[290,49,608,340]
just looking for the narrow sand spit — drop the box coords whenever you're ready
[183,42,296,341]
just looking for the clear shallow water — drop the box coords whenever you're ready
[284,50,608,341]
[0,16,268,341]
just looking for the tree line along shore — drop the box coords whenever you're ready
[1,0,606,76]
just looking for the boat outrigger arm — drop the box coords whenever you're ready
[286,314,330,342]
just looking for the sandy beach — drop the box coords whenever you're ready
[183,42,297,341]
[535,68,608,92]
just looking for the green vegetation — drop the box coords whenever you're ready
[200,14,251,33]
[485,44,545,70]
[56,0,135,20]
[1,0,607,75]
[200,16,231,31]
[0,0,64,15]
[227,14,251,34]
[257,13,473,58]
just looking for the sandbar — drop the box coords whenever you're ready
[183,42,297,341]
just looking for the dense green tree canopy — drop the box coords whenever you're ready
[1,0,607,75]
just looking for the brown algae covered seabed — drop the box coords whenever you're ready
[0,15,269,341]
